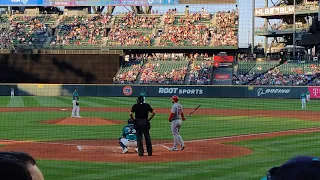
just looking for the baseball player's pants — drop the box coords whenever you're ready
[11,91,14,98]
[136,127,152,156]
[119,138,137,149]
[307,95,310,101]
[301,98,306,109]
[171,119,184,148]
[71,100,80,117]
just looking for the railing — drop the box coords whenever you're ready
[255,24,309,32]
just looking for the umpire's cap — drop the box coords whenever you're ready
[261,156,320,180]
[137,96,144,103]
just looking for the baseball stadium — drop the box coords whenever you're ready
[1,0,320,179]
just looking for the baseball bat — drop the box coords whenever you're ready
[188,105,201,116]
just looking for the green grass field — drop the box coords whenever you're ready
[0,96,320,180]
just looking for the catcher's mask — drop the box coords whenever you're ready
[137,96,144,103]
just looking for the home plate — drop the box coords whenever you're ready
[61,109,67,111]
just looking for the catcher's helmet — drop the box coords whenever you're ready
[128,118,134,124]
[137,96,144,103]
[171,95,179,102]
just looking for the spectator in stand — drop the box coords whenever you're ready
[9,16,54,46]
[188,61,212,85]
[234,64,320,86]
[107,25,154,46]
[115,12,160,29]
[51,14,110,46]
[159,25,209,46]
[114,59,142,84]
[211,10,238,47]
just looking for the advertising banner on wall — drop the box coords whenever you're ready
[213,56,234,67]
[255,5,295,17]
[0,84,310,99]
[308,86,320,99]
[247,86,306,98]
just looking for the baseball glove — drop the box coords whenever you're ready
[76,102,79,106]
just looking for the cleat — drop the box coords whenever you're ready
[122,148,128,154]
[134,148,138,153]
[181,145,185,150]
[169,147,178,151]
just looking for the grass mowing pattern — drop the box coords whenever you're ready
[0,96,319,179]
[37,132,320,180]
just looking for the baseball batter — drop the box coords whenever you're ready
[10,87,14,98]
[119,118,138,153]
[306,91,310,102]
[168,95,186,151]
[71,88,81,118]
[301,91,306,109]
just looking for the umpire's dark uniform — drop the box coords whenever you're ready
[130,96,155,156]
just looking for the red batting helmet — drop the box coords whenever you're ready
[171,95,179,102]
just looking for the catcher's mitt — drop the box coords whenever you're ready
[76,102,79,106]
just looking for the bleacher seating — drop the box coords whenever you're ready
[114,60,143,84]
[0,15,11,49]
[114,12,161,29]
[139,61,188,84]
[237,62,256,75]
[0,8,239,49]
[50,14,110,47]
[188,61,213,85]
[9,15,58,48]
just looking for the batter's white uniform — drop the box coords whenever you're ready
[170,102,185,149]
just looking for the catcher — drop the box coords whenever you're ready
[119,118,138,154]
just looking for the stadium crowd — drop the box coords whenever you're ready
[159,25,209,46]
[113,53,213,84]
[234,63,320,86]
[188,61,212,85]
[9,16,50,46]
[115,12,161,29]
[211,10,238,47]
[139,62,188,84]
[52,14,110,46]
[113,60,142,84]
[0,8,239,48]
[107,25,154,46]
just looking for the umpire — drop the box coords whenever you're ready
[130,96,155,156]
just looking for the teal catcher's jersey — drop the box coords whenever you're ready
[122,125,137,141]
[73,91,79,100]
[300,93,306,99]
